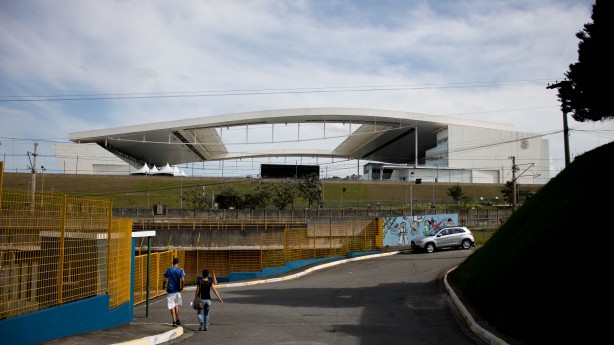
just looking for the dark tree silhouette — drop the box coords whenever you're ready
[554,0,613,122]
[214,185,243,209]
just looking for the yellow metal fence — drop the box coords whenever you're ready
[0,185,133,319]
[134,218,382,304]
[133,250,177,305]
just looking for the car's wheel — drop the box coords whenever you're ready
[461,239,472,249]
[425,243,435,253]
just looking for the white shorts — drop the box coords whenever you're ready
[167,292,182,309]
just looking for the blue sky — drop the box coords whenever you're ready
[1,0,611,178]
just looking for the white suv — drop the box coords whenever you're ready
[410,226,475,253]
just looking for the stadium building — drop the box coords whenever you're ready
[59,107,549,184]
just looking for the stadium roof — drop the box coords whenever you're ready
[69,107,513,168]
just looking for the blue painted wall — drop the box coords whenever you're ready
[228,251,379,281]
[0,294,133,345]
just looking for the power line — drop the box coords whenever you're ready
[0,79,558,103]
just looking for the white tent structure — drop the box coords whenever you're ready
[173,165,187,177]
[127,162,186,177]
[130,163,150,175]
[152,163,175,176]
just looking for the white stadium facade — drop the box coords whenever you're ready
[57,107,549,184]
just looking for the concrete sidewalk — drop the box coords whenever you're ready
[40,298,186,345]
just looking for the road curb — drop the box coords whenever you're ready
[444,267,509,345]
[111,326,183,345]
[218,251,400,288]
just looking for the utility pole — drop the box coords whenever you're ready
[547,81,571,168]
[509,156,517,210]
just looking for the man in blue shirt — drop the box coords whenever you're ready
[163,257,186,326]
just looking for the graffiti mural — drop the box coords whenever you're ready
[382,214,459,247]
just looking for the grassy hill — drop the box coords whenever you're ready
[1,172,540,210]
[450,141,613,344]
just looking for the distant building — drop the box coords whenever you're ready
[53,143,137,175]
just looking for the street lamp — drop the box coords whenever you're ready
[404,174,410,205]
[433,165,439,208]
[40,166,46,205]
[410,172,415,216]
[202,186,206,209]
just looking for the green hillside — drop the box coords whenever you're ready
[1,172,540,210]
[450,141,613,344]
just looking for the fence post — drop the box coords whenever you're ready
[58,194,67,305]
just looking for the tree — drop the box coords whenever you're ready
[447,185,467,204]
[271,181,295,210]
[554,0,613,122]
[243,180,272,209]
[296,173,323,209]
[184,185,210,210]
[500,181,515,204]
[501,181,534,205]
[214,184,243,209]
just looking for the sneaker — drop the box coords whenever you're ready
[199,323,204,331]
[204,325,208,331]
[175,320,181,326]
[172,322,176,327]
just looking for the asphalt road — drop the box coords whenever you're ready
[150,249,485,345]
